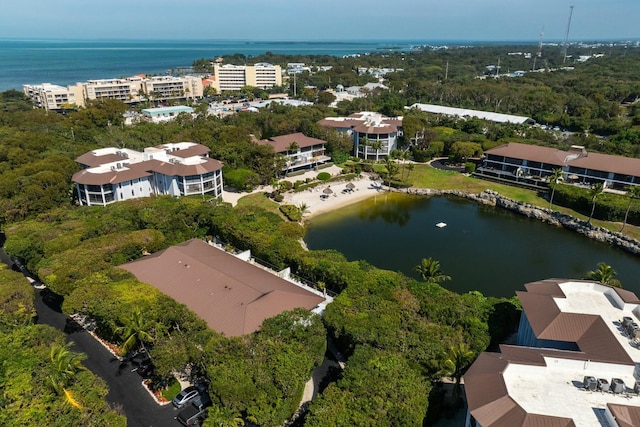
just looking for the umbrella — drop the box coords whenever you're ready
[568,174,579,180]
[346,182,356,190]
[323,187,333,195]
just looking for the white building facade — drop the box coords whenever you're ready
[318,112,403,160]
[73,142,223,206]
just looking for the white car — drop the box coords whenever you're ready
[172,386,200,409]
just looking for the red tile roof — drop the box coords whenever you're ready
[120,239,326,337]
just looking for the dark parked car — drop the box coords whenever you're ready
[176,394,211,426]
[135,361,154,378]
[11,256,27,274]
[172,386,200,409]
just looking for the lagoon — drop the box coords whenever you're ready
[304,193,640,297]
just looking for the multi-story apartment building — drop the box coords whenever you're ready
[23,83,82,110]
[211,63,282,92]
[256,132,330,173]
[318,112,403,160]
[72,142,223,206]
[23,75,204,109]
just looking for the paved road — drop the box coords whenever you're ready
[1,232,179,427]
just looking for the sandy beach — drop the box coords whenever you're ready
[222,166,386,219]
[281,173,385,219]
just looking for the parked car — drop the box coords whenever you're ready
[175,394,211,426]
[172,386,200,409]
[11,256,27,274]
[135,361,154,378]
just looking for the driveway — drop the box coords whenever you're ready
[1,232,180,427]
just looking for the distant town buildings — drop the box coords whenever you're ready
[23,75,204,110]
[318,112,403,160]
[72,142,223,206]
[464,279,640,427]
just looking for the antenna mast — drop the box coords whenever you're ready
[563,5,574,64]
[533,27,544,71]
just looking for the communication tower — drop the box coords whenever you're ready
[563,6,574,64]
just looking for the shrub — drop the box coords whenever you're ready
[464,162,476,173]
[281,180,293,191]
[273,193,284,202]
[317,172,331,181]
[412,149,430,163]
[279,204,302,222]
[223,168,259,191]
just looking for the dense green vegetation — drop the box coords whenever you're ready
[0,264,126,426]
[3,43,640,425]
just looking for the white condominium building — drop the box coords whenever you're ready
[212,63,282,92]
[72,142,224,206]
[23,75,204,109]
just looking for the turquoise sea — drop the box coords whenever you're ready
[0,39,436,92]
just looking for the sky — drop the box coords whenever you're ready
[2,0,639,42]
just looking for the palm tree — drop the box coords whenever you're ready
[359,136,370,159]
[48,343,88,408]
[370,139,383,162]
[384,157,399,190]
[414,257,451,284]
[587,182,604,224]
[297,202,310,218]
[621,186,640,232]
[115,308,155,356]
[547,168,564,209]
[203,405,247,427]
[444,343,475,398]
[586,262,622,288]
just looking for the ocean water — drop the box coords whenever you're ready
[0,39,428,92]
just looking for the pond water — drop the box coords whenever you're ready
[304,193,640,297]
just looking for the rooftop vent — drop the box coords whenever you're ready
[611,378,625,394]
[597,378,610,392]
[584,376,597,391]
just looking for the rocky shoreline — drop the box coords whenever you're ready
[406,188,640,256]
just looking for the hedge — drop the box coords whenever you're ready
[553,184,640,224]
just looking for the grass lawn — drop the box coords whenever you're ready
[161,377,182,401]
[235,192,282,216]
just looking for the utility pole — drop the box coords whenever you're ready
[563,6,574,64]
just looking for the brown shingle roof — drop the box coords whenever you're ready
[72,164,152,185]
[517,280,635,365]
[145,158,223,176]
[465,350,577,427]
[351,122,399,134]
[75,151,128,168]
[120,239,325,337]
[485,143,568,166]
[156,144,210,158]
[486,142,640,177]
[257,132,326,153]
[72,158,223,186]
[608,404,640,427]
